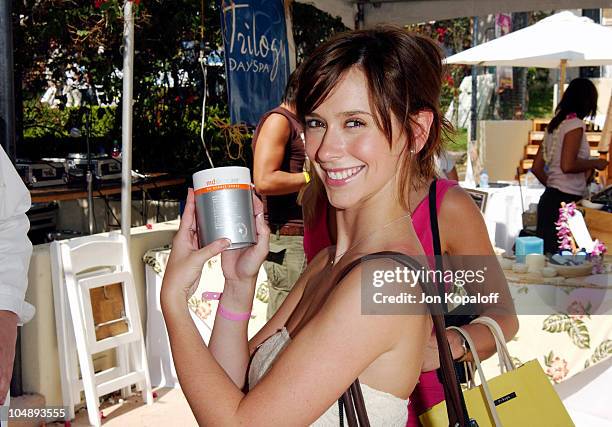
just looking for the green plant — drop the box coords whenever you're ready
[14,1,355,172]
[525,67,553,119]
[405,18,472,119]
[14,0,232,172]
[446,127,468,152]
[291,3,348,62]
[23,100,117,139]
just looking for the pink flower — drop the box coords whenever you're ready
[556,202,581,252]
[591,240,607,256]
[546,357,569,383]
[567,301,586,319]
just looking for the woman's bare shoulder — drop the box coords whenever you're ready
[439,185,494,255]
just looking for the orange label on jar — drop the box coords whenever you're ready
[194,183,251,194]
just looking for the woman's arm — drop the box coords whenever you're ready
[202,205,328,387]
[531,144,547,186]
[162,189,269,388]
[208,258,315,388]
[560,128,608,173]
[439,186,518,363]
[206,276,256,388]
[164,257,429,426]
[253,114,307,196]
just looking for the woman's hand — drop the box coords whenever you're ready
[161,188,231,307]
[220,194,270,285]
[161,188,270,309]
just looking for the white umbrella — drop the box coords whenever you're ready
[445,11,612,98]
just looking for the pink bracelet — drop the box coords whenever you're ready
[202,291,222,301]
[217,303,251,321]
[202,291,251,321]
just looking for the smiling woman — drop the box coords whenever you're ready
[161,25,453,426]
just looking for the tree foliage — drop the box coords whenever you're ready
[12,1,355,172]
[406,18,472,116]
[291,2,348,62]
[13,0,236,172]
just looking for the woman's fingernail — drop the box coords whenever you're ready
[221,238,231,248]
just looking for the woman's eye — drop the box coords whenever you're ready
[346,119,365,128]
[306,119,324,128]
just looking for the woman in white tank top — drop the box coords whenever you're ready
[532,78,608,254]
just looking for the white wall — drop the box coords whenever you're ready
[478,120,533,182]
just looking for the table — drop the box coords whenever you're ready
[143,247,268,387]
[461,184,545,253]
[554,357,612,426]
[30,173,185,203]
[479,265,612,389]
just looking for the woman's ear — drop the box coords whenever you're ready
[411,110,434,154]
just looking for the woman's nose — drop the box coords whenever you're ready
[314,127,344,164]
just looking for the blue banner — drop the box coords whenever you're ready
[220,0,291,126]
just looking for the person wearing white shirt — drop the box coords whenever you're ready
[435,150,459,181]
[0,145,35,427]
[532,79,609,253]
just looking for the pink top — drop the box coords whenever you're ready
[544,117,590,196]
[303,195,332,263]
[302,179,458,426]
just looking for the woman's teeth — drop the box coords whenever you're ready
[327,166,362,180]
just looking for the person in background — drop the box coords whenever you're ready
[300,168,335,264]
[252,71,309,319]
[0,146,35,427]
[532,78,609,254]
[435,150,459,181]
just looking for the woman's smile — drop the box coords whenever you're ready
[322,165,365,186]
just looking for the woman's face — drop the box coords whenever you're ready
[304,67,407,210]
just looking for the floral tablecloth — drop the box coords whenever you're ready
[143,246,269,387]
[142,246,611,388]
[480,271,612,385]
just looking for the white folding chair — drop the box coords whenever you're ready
[51,233,152,426]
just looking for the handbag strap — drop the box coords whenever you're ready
[428,181,474,423]
[429,179,443,259]
[470,317,516,373]
[335,251,469,427]
[428,180,446,302]
[448,326,503,426]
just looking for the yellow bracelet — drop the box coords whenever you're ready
[303,171,311,184]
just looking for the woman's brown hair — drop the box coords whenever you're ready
[295,25,450,222]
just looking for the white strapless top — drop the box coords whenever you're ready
[248,327,409,426]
